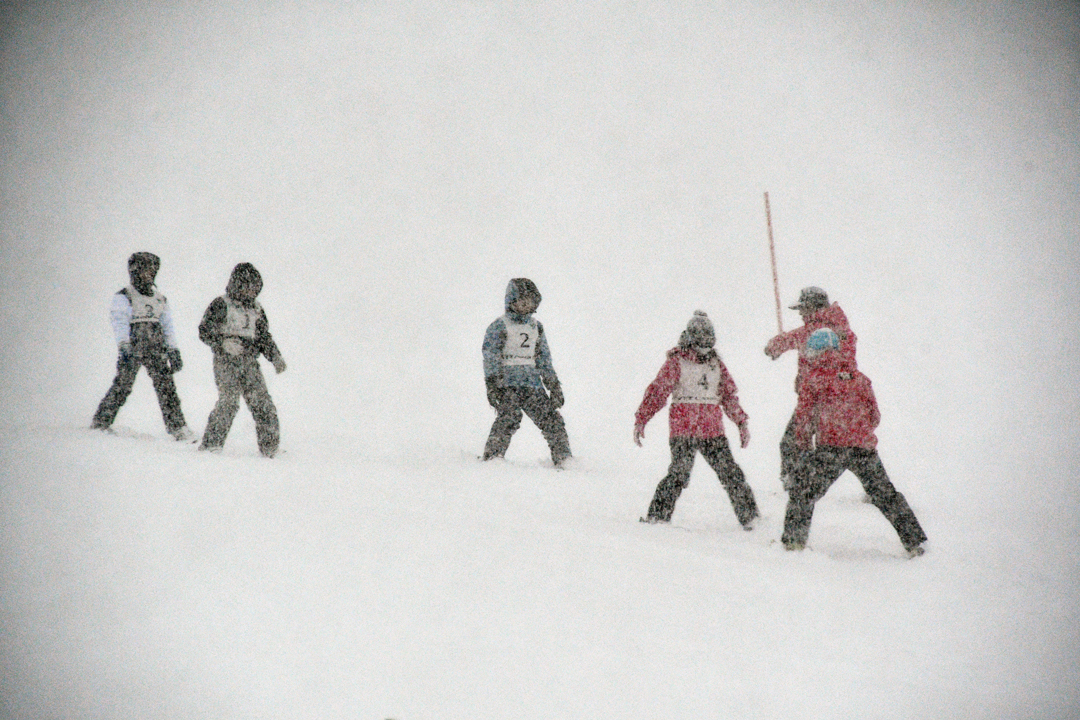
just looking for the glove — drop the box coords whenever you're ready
[272,354,287,374]
[546,379,564,409]
[485,376,503,408]
[118,341,133,362]
[764,335,784,360]
[738,421,750,449]
[633,422,645,447]
[166,348,183,373]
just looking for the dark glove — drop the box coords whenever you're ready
[546,379,564,409]
[166,348,183,373]
[118,341,134,363]
[485,376,503,408]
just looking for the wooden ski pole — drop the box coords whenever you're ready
[764,191,784,333]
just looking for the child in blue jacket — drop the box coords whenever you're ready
[482,278,571,466]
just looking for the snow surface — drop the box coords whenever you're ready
[2,2,1079,718]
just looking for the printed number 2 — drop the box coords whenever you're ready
[519,333,531,348]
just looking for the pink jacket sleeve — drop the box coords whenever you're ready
[635,356,679,428]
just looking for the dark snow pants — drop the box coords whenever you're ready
[200,354,279,457]
[781,446,927,551]
[779,412,800,486]
[483,387,571,465]
[92,346,186,434]
[646,436,759,527]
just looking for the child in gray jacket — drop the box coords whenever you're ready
[197,263,287,457]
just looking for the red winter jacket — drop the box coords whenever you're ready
[765,303,857,393]
[635,347,748,439]
[792,351,880,450]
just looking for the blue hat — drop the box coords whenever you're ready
[806,328,840,358]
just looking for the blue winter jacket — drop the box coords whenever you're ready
[482,280,558,389]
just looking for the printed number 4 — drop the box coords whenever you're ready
[698,373,710,390]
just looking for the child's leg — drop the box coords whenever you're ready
[520,389,571,465]
[240,360,280,457]
[781,448,844,547]
[144,349,187,434]
[848,449,927,551]
[700,437,758,527]
[200,355,242,450]
[91,353,140,429]
[645,437,695,522]
[483,389,524,460]
[778,410,799,488]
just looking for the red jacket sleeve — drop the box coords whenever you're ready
[635,355,680,428]
[717,362,748,427]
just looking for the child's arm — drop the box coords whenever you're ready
[109,291,132,348]
[717,363,750,448]
[481,319,506,380]
[635,356,679,429]
[198,297,228,349]
[534,325,564,405]
[254,309,285,371]
[159,297,179,349]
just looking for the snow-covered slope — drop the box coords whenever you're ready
[2,2,1078,718]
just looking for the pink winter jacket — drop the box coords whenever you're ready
[792,352,880,450]
[764,303,858,393]
[635,347,748,439]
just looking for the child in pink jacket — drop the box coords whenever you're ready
[635,311,759,529]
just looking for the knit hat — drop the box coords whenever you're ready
[680,310,716,349]
[806,328,840,358]
[790,286,829,311]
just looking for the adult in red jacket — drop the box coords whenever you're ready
[764,287,858,489]
[635,311,759,529]
[780,329,927,556]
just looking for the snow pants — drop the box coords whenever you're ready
[92,345,186,434]
[779,412,800,486]
[645,436,759,527]
[483,387,571,465]
[781,446,927,551]
[200,353,279,457]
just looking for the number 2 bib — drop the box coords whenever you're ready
[672,358,721,404]
[501,316,538,367]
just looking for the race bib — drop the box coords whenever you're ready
[126,286,166,323]
[672,358,721,404]
[223,299,259,339]
[501,317,538,366]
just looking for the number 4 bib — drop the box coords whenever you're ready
[672,358,721,404]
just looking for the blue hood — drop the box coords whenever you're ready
[504,278,542,313]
